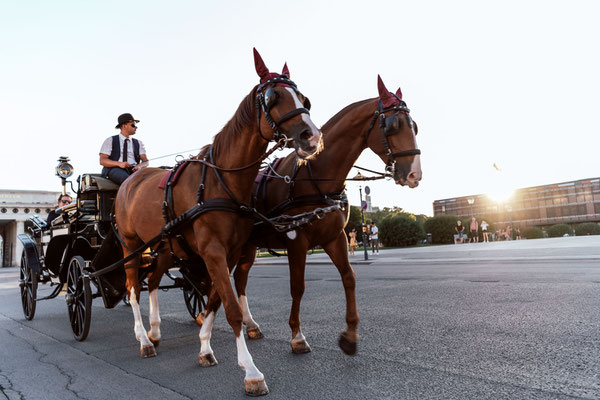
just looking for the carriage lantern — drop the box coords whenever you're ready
[56,156,74,195]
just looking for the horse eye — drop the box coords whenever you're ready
[303,96,311,110]
[264,87,277,110]
[412,120,419,135]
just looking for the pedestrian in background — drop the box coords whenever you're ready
[469,217,479,243]
[348,228,358,256]
[481,220,490,242]
[370,222,379,254]
[455,220,465,243]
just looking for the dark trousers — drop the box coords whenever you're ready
[102,167,131,184]
[371,238,379,253]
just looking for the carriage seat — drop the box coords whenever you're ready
[81,174,120,192]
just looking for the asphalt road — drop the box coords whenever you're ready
[1,236,599,400]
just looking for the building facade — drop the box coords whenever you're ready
[433,177,600,229]
[0,190,60,267]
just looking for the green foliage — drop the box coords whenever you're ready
[345,205,363,234]
[522,226,543,239]
[423,215,460,244]
[379,215,425,247]
[575,223,600,236]
[547,223,572,238]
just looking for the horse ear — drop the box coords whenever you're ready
[253,48,270,80]
[377,75,394,106]
[395,87,403,100]
[377,75,389,98]
[282,62,290,77]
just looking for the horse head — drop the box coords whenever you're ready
[367,75,422,188]
[254,49,321,158]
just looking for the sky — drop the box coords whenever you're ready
[1,0,599,216]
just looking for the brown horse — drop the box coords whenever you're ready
[222,75,421,356]
[114,49,321,396]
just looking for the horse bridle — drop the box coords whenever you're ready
[365,94,421,175]
[256,75,311,143]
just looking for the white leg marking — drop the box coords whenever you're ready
[239,295,259,330]
[236,334,264,381]
[292,330,306,343]
[148,289,161,342]
[130,287,152,348]
[199,311,215,356]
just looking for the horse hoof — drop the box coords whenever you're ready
[245,378,269,396]
[140,345,156,358]
[247,327,264,340]
[198,352,218,367]
[291,339,312,354]
[149,337,160,348]
[338,332,357,355]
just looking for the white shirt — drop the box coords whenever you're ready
[370,225,378,240]
[99,133,146,165]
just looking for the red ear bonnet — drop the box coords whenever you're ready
[253,48,282,84]
[395,87,403,100]
[377,74,401,108]
[282,63,290,77]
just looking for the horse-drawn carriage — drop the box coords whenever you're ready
[18,157,209,341]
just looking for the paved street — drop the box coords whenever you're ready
[1,236,599,399]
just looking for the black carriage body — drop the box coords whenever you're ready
[19,174,120,282]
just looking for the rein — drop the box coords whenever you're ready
[186,137,286,172]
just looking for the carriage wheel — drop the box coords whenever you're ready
[66,256,92,341]
[183,284,207,321]
[19,252,38,320]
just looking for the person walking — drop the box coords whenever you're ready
[370,222,379,254]
[99,113,148,185]
[469,217,479,243]
[348,228,358,256]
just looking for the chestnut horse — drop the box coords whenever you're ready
[221,75,421,355]
[114,49,321,396]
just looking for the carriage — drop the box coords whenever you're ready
[18,157,209,341]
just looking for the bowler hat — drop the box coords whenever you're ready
[115,113,140,128]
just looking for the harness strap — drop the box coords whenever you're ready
[276,108,310,125]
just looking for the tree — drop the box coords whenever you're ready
[345,205,362,235]
[423,215,460,244]
[379,215,425,247]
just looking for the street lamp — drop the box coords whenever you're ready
[467,197,475,217]
[354,172,369,261]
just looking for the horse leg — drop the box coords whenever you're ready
[125,255,156,358]
[198,285,221,367]
[233,246,263,339]
[322,231,359,355]
[145,251,171,348]
[204,250,268,396]
[287,243,311,354]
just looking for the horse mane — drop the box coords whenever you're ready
[321,98,376,132]
[212,86,258,157]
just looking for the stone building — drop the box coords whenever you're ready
[0,190,60,267]
[433,177,600,229]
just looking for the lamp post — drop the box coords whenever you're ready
[506,204,513,240]
[354,172,369,261]
[467,197,475,217]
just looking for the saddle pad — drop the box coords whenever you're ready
[159,161,190,189]
[255,158,283,184]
